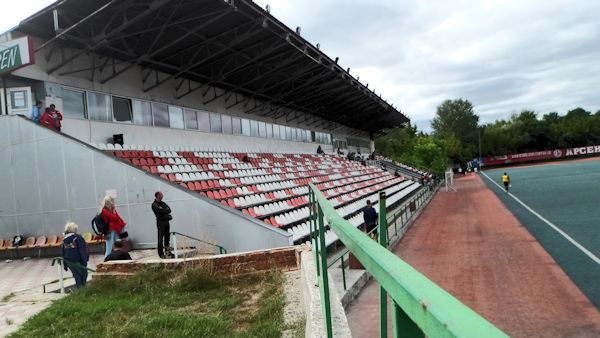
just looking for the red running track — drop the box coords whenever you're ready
[346,174,600,337]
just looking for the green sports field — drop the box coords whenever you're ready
[481,159,600,309]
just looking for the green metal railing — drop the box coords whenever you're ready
[308,183,508,338]
[327,183,435,291]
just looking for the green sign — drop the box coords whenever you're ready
[0,44,22,73]
[0,36,32,74]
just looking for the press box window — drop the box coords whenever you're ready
[61,88,86,119]
[112,97,132,122]
[87,92,111,121]
[152,103,169,127]
[132,100,152,125]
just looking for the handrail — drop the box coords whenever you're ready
[170,231,227,255]
[49,257,96,294]
[308,183,507,337]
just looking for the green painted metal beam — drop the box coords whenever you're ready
[308,183,508,338]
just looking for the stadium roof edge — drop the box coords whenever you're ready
[14,0,410,134]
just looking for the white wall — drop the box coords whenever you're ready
[0,115,291,252]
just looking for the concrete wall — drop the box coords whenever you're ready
[0,115,291,252]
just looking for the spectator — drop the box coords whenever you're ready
[316,145,324,154]
[100,196,127,258]
[104,240,132,262]
[30,100,42,123]
[362,200,378,238]
[394,169,401,177]
[347,152,355,161]
[40,106,63,131]
[62,222,89,288]
[242,154,250,163]
[337,147,344,155]
[152,191,173,258]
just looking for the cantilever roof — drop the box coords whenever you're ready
[16,0,409,133]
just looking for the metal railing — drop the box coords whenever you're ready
[45,257,96,294]
[170,231,227,258]
[308,183,508,337]
[327,183,437,291]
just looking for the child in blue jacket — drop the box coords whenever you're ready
[62,222,89,287]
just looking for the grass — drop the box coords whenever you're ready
[9,267,285,338]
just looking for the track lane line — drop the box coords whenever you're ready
[480,171,600,265]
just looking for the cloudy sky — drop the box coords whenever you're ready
[3,1,600,131]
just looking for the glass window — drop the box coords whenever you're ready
[258,122,266,138]
[112,97,132,122]
[185,109,198,129]
[266,123,273,138]
[87,92,111,121]
[152,102,169,127]
[250,120,259,137]
[132,100,152,125]
[285,126,292,140]
[306,130,311,142]
[222,115,232,134]
[232,117,242,135]
[241,119,251,136]
[280,125,287,140]
[62,88,86,118]
[272,124,279,139]
[210,112,222,133]
[311,131,316,142]
[197,111,210,132]
[168,106,184,129]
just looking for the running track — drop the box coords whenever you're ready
[346,175,600,337]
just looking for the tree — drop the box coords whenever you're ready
[431,99,480,162]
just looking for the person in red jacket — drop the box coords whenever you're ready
[40,105,63,132]
[100,196,127,258]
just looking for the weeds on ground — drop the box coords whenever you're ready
[9,266,285,338]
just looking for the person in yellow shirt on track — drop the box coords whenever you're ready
[502,173,510,192]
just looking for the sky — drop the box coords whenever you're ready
[3,0,600,131]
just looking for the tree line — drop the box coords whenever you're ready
[375,99,600,172]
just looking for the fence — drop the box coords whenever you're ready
[308,183,508,337]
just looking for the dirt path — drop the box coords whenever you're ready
[347,174,600,337]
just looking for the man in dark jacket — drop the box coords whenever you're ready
[363,200,378,238]
[62,222,89,287]
[152,191,172,258]
[104,240,133,262]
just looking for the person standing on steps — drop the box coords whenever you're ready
[152,191,173,258]
[502,172,511,192]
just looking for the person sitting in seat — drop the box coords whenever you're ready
[62,222,89,288]
[316,145,324,154]
[337,147,344,155]
[104,240,132,262]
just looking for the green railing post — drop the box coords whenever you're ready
[317,205,333,338]
[392,299,424,338]
[379,191,388,338]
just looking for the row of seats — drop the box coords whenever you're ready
[0,233,105,251]
[287,180,421,243]
[102,146,422,234]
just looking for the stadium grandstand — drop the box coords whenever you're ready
[0,0,420,254]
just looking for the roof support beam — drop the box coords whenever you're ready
[45,0,173,74]
[99,7,232,83]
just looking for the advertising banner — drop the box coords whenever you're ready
[484,145,600,166]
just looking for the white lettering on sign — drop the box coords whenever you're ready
[587,146,594,154]
[0,46,18,70]
[566,149,574,156]
[595,146,600,153]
